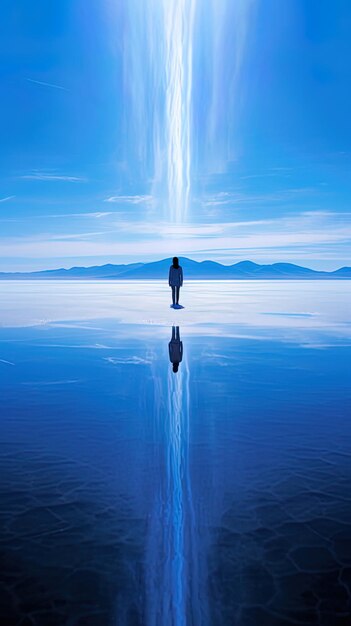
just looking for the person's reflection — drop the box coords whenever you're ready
[168,326,183,373]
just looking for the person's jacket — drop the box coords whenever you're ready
[169,340,183,363]
[169,265,183,287]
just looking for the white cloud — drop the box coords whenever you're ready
[42,211,114,219]
[104,195,153,204]
[19,171,86,182]
[112,221,225,237]
[239,171,292,180]
[0,211,128,223]
[26,78,68,91]
[269,167,294,172]
[84,212,112,218]
[0,196,15,203]
[204,188,318,207]
[0,212,350,266]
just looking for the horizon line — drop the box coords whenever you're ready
[0,256,350,276]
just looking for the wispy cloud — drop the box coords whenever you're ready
[26,78,68,91]
[19,171,86,182]
[269,167,294,172]
[83,212,112,218]
[0,196,15,203]
[40,211,114,219]
[104,195,152,204]
[204,188,318,207]
[0,211,126,223]
[1,211,350,265]
[34,231,107,241]
[240,170,292,180]
[204,192,234,206]
[111,221,224,237]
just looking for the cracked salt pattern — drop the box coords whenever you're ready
[0,281,350,625]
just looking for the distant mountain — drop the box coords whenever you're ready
[331,266,351,277]
[0,258,350,280]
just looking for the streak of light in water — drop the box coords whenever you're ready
[146,351,205,625]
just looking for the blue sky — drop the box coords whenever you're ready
[0,0,350,271]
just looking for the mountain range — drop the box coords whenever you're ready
[0,258,350,280]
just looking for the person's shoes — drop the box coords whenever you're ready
[170,304,175,308]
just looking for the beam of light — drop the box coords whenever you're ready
[121,0,196,224]
[193,0,257,173]
[121,1,255,225]
[162,0,196,223]
[146,348,203,625]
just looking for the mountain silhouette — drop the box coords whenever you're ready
[0,258,350,280]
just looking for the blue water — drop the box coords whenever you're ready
[0,281,351,625]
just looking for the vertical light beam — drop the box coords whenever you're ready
[122,0,255,223]
[162,0,196,223]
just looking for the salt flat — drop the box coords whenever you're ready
[0,280,350,345]
[1,279,351,624]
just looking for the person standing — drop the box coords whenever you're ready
[168,257,183,308]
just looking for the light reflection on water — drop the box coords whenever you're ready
[147,333,201,625]
[0,281,351,625]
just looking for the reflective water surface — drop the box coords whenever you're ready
[0,281,351,625]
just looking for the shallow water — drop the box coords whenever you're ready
[0,281,351,625]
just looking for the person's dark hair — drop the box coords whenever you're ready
[173,362,179,373]
[173,256,179,269]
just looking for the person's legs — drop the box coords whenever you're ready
[176,286,180,305]
[171,286,176,306]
